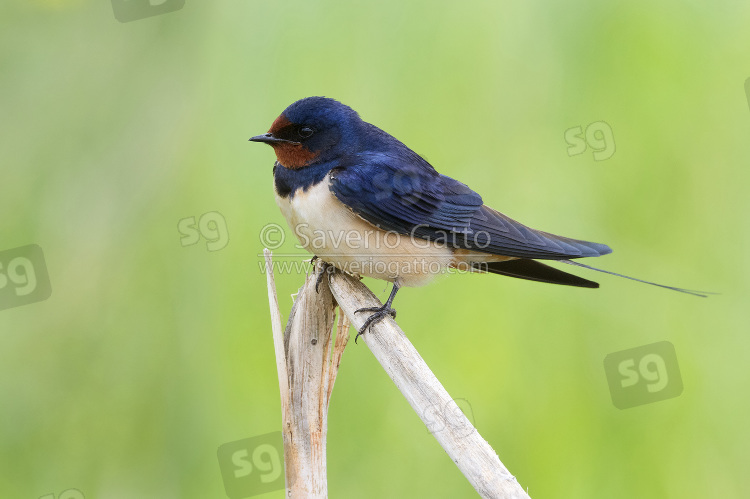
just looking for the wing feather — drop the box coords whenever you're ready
[329,153,611,260]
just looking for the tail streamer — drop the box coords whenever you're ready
[561,260,716,298]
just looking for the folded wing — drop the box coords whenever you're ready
[329,153,612,261]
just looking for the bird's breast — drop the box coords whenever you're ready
[274,177,460,287]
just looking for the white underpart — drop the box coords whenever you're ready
[275,177,460,287]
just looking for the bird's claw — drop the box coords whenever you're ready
[353,305,397,343]
[314,260,333,293]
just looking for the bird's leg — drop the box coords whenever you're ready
[314,258,334,293]
[354,282,400,343]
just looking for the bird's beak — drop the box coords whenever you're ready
[249,133,301,145]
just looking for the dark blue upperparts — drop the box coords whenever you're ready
[328,153,611,259]
[329,150,482,233]
[269,97,612,260]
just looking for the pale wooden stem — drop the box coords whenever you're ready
[265,250,530,498]
[264,252,346,498]
[263,249,290,430]
[327,312,350,405]
[326,269,532,499]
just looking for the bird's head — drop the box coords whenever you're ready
[250,97,361,169]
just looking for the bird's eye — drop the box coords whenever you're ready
[299,127,314,138]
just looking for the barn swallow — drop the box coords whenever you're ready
[251,97,708,340]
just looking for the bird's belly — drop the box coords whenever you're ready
[275,179,455,287]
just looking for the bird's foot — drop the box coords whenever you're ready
[314,259,334,293]
[353,304,397,343]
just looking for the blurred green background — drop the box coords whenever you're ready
[2,1,749,497]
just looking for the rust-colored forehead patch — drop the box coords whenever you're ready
[268,114,291,134]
